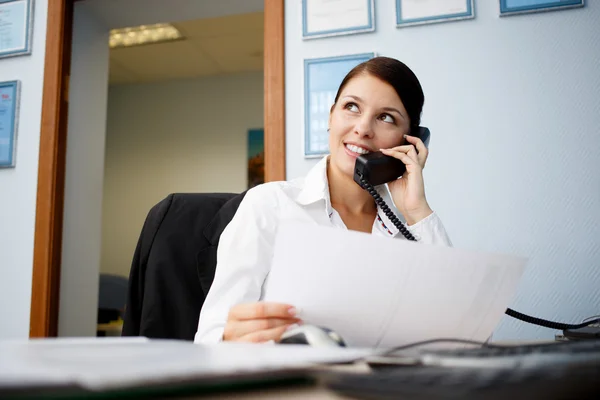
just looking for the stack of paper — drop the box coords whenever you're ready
[263,223,527,349]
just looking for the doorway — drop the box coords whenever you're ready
[30,0,285,337]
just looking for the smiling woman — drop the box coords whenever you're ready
[194,56,452,345]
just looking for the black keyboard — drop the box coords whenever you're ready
[325,340,600,400]
[416,338,600,368]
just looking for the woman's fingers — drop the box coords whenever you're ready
[403,134,428,166]
[380,148,421,171]
[238,324,295,343]
[224,317,300,340]
[224,302,300,341]
[229,302,298,321]
[381,145,419,166]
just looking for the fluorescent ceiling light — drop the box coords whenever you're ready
[109,23,183,49]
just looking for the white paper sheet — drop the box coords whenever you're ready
[263,223,527,349]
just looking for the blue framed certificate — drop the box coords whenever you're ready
[0,0,34,58]
[499,0,584,16]
[302,0,375,40]
[0,80,20,168]
[396,0,474,28]
[304,53,374,158]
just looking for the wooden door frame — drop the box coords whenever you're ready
[30,0,286,337]
[29,0,73,338]
[264,0,286,182]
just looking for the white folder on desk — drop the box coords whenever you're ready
[263,223,527,349]
[0,338,370,394]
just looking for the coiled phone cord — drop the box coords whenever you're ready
[359,175,416,241]
[360,174,599,331]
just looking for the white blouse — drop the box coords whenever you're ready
[194,156,452,343]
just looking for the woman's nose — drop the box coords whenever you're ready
[354,116,374,138]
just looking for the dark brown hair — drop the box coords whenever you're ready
[333,56,425,131]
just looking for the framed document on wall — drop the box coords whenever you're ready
[0,80,20,168]
[396,0,474,28]
[302,0,375,40]
[0,0,34,58]
[304,53,375,158]
[499,0,584,16]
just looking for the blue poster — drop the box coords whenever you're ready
[304,53,374,157]
[500,0,584,15]
[0,80,19,168]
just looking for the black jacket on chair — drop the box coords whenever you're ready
[122,192,246,341]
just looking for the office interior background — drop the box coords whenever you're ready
[101,11,264,280]
[0,0,598,342]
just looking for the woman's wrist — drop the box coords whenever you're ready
[404,205,433,226]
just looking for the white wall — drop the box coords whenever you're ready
[0,0,48,339]
[285,1,600,340]
[100,72,264,278]
[58,4,110,337]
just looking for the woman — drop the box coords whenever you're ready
[194,56,452,344]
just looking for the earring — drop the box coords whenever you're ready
[327,128,330,132]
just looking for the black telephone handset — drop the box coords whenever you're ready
[353,128,600,334]
[353,127,431,242]
[354,127,430,188]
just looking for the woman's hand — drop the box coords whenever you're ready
[223,302,301,343]
[380,135,433,225]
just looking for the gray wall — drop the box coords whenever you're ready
[285,0,600,340]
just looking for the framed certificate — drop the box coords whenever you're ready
[302,0,375,40]
[499,0,584,16]
[0,80,20,168]
[0,0,34,58]
[304,53,375,158]
[396,0,474,28]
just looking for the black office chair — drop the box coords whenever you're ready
[122,192,246,341]
[97,273,128,329]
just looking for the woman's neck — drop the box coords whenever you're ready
[326,158,376,215]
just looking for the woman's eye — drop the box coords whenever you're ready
[379,114,395,124]
[345,103,359,112]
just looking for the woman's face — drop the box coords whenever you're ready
[328,73,411,179]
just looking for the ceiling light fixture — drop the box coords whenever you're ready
[109,23,183,49]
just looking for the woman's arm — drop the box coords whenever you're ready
[194,184,289,343]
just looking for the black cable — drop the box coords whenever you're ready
[505,309,600,330]
[359,175,417,241]
[583,315,600,323]
[377,337,586,357]
[378,338,491,357]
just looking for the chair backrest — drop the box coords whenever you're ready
[98,273,128,323]
[98,273,129,311]
[122,192,245,340]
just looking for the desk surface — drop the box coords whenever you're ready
[1,339,555,399]
[182,363,370,400]
[191,386,349,400]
